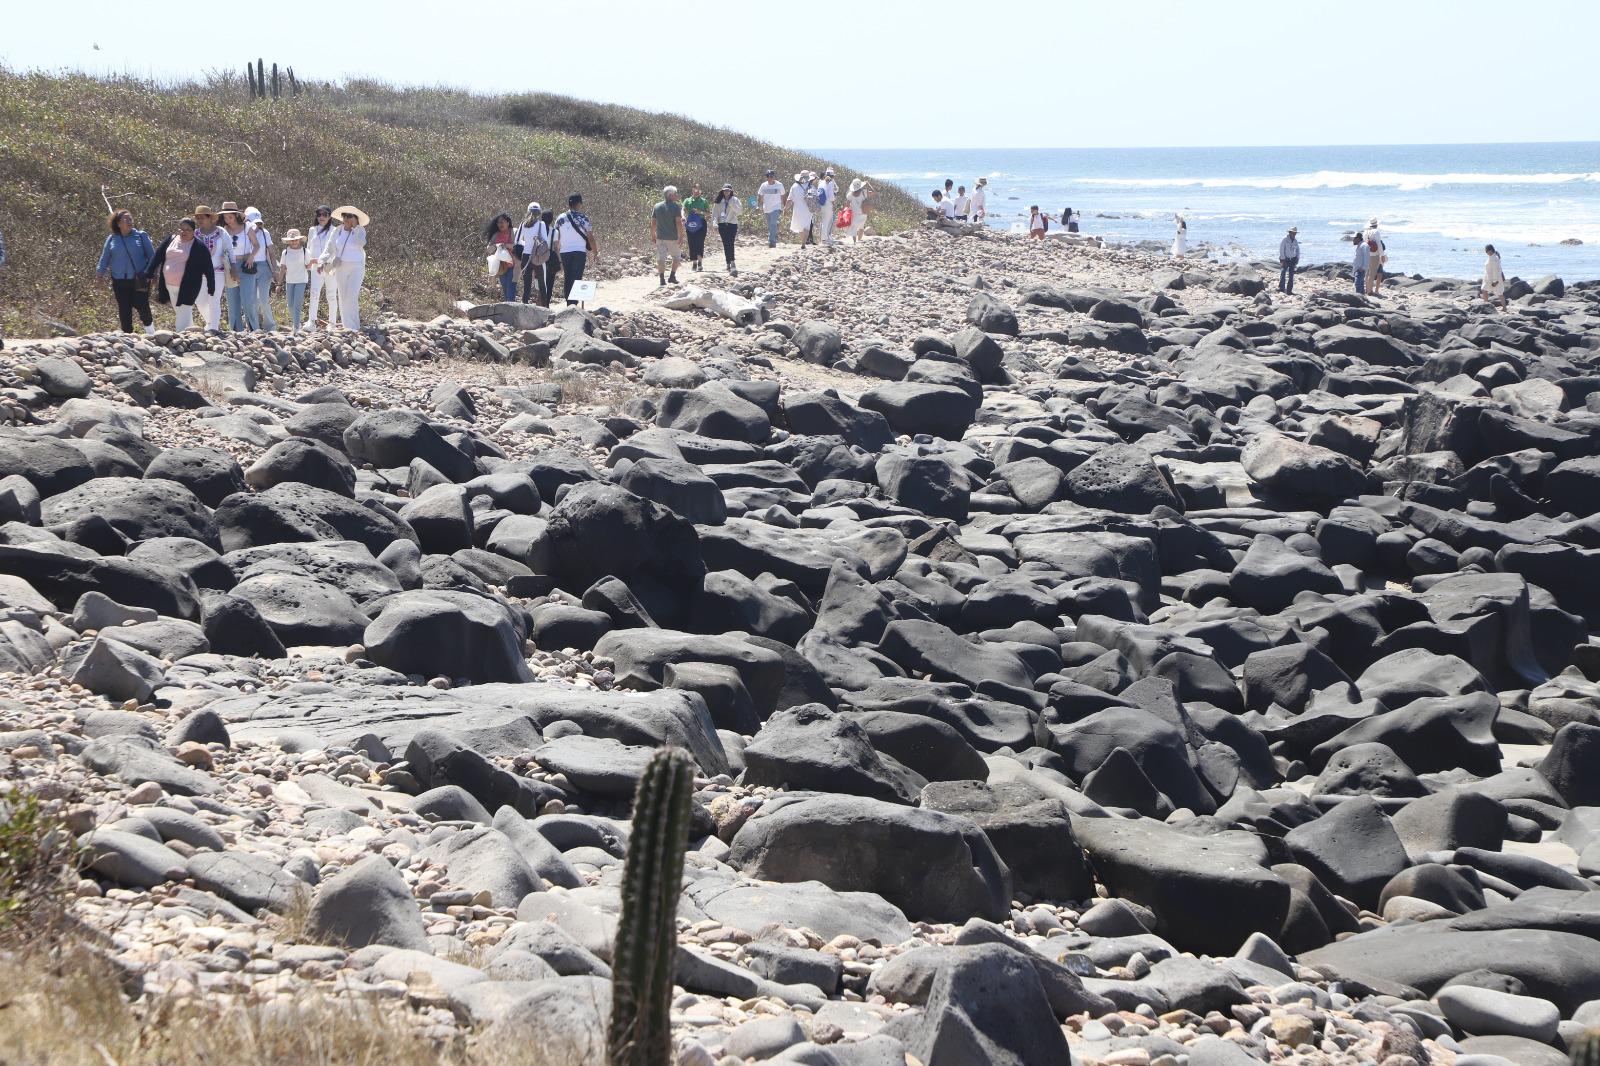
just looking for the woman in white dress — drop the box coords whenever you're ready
[847,179,870,243]
[1171,214,1188,259]
[787,172,814,245]
[1481,244,1506,310]
[322,205,369,330]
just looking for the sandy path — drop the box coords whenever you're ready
[590,237,803,316]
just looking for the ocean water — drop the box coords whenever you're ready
[823,143,1600,282]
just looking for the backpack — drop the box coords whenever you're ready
[816,183,829,207]
[519,224,551,265]
[803,185,820,212]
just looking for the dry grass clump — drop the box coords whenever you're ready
[0,945,597,1066]
[0,789,82,947]
[0,68,923,336]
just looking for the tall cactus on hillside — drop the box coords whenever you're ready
[1573,1029,1600,1066]
[608,748,694,1066]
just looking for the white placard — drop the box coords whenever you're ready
[568,279,598,301]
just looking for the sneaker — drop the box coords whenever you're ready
[730,265,738,276]
[668,273,678,284]
[142,324,155,336]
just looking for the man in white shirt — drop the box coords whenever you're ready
[818,167,840,246]
[953,185,971,220]
[1277,226,1301,295]
[930,191,956,222]
[757,169,785,248]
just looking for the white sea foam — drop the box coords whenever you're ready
[1093,171,1600,192]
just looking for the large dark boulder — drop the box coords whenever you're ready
[365,590,533,684]
[143,447,247,507]
[540,483,705,625]
[727,793,1011,923]
[343,410,476,482]
[966,292,1019,336]
[1241,432,1368,507]
[859,382,979,440]
[885,943,1071,1066]
[244,438,357,496]
[1064,445,1182,514]
[213,483,416,555]
[656,384,771,444]
[922,780,1093,902]
[41,477,220,550]
[742,704,923,804]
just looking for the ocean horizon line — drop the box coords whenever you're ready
[817,139,1600,154]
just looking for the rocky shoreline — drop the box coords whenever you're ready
[3,225,1600,1066]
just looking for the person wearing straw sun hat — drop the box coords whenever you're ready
[191,204,232,332]
[971,176,988,223]
[1278,226,1301,295]
[277,228,311,332]
[320,205,369,329]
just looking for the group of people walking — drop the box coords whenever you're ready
[92,202,370,335]
[784,168,872,248]
[484,194,597,306]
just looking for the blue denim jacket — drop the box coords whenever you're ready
[97,230,155,279]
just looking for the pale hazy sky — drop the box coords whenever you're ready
[6,0,1598,149]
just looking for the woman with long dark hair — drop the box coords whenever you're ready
[712,183,742,275]
[1482,244,1506,310]
[485,212,519,302]
[306,206,338,329]
[96,209,156,334]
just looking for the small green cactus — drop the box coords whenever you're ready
[1572,1028,1600,1066]
[608,748,694,1066]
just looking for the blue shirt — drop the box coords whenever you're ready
[1353,243,1370,271]
[98,230,155,279]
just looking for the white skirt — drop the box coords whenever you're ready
[1172,234,1187,257]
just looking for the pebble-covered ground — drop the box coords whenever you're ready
[3,225,1599,1066]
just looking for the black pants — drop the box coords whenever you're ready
[687,226,706,263]
[560,251,587,304]
[112,277,153,332]
[521,257,555,304]
[718,223,738,267]
[1279,258,1298,294]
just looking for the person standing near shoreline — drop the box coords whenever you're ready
[971,177,987,223]
[713,184,741,275]
[1278,226,1300,295]
[1352,232,1369,295]
[553,193,596,305]
[757,169,784,248]
[1365,217,1385,294]
[1481,244,1506,310]
[953,185,971,221]
[1171,214,1187,259]
[1027,206,1046,239]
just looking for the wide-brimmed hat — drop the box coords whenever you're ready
[217,201,242,217]
[848,178,866,194]
[283,228,305,243]
[333,205,370,226]
[824,167,835,176]
[245,207,263,224]
[194,204,216,218]
[976,177,988,186]
[1287,226,1298,233]
[1369,218,1380,227]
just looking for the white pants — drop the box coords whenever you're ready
[194,273,225,330]
[309,268,338,328]
[819,206,835,244]
[173,303,195,331]
[335,262,364,330]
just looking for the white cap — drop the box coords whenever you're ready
[527,201,540,214]
[244,206,263,223]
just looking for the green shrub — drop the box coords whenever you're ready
[0,790,80,946]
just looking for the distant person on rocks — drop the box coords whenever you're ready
[713,184,742,275]
[306,206,339,329]
[847,178,871,243]
[971,176,988,222]
[241,207,277,331]
[1068,208,1080,233]
[818,168,840,245]
[1481,243,1507,310]
[323,206,369,330]
[191,206,232,332]
[757,169,785,248]
[650,185,686,286]
[930,190,956,222]
[1060,206,1072,228]
[943,178,954,203]
[96,209,156,335]
[1028,205,1047,239]
[1171,214,1187,259]
[553,193,596,305]
[1365,217,1385,294]
[788,172,815,246]
[148,217,213,332]
[484,212,520,302]
[1352,232,1369,295]
[277,228,310,332]
[514,202,552,305]
[682,184,710,272]
[953,185,971,221]
[1278,226,1300,294]
[540,208,562,304]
